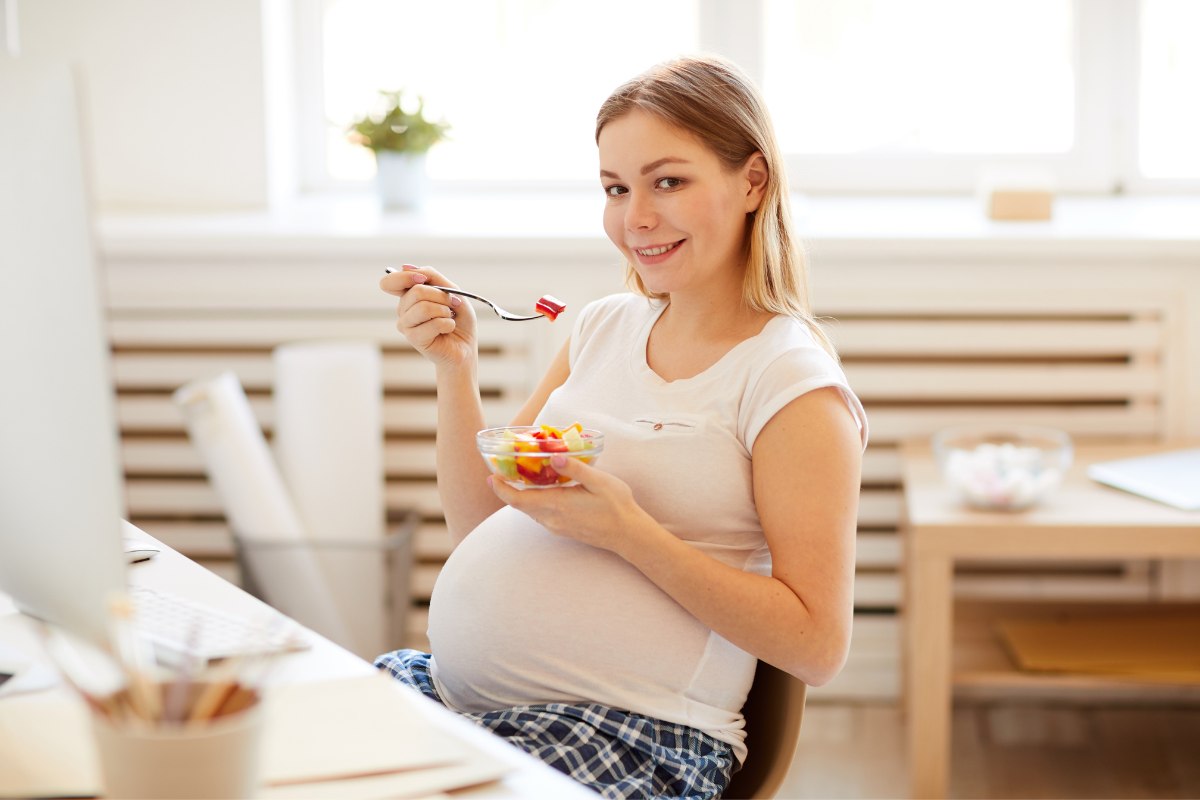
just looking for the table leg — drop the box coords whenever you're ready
[907,551,954,799]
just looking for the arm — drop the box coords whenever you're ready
[441,337,572,543]
[488,386,863,685]
[380,265,573,543]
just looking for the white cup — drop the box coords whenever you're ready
[90,688,264,799]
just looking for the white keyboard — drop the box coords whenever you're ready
[130,586,310,665]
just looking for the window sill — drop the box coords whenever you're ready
[97,191,1200,262]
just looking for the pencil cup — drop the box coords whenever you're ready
[90,685,265,799]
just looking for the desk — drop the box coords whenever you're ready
[901,440,1200,800]
[0,525,595,799]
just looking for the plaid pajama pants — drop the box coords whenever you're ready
[375,649,736,800]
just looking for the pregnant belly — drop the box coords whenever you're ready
[427,507,708,713]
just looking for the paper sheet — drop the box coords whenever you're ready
[173,372,350,644]
[273,342,387,658]
[261,673,495,786]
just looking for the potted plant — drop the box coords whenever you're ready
[348,89,450,210]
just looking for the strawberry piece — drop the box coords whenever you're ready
[518,461,559,485]
[535,295,566,322]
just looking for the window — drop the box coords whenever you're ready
[294,0,1200,194]
[1138,0,1200,181]
[307,0,698,186]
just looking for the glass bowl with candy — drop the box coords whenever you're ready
[477,424,604,489]
[932,425,1073,511]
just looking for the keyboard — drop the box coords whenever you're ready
[130,586,310,665]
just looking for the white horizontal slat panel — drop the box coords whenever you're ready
[125,480,225,516]
[116,394,268,431]
[411,563,441,600]
[127,477,442,518]
[109,314,535,348]
[857,533,902,569]
[121,437,203,472]
[123,437,441,477]
[828,318,1163,357]
[116,395,520,434]
[385,482,443,518]
[413,522,453,561]
[865,406,1161,443]
[130,519,233,556]
[858,490,902,530]
[861,447,901,485]
[386,441,438,475]
[846,363,1161,401]
[110,314,400,346]
[854,573,901,608]
[111,351,530,392]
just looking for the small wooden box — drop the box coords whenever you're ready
[986,188,1054,221]
[978,168,1055,221]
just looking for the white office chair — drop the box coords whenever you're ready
[723,661,808,799]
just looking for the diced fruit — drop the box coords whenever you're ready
[482,422,598,488]
[535,295,566,322]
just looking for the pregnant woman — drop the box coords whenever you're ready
[377,54,868,800]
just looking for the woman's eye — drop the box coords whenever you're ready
[655,177,683,190]
[604,184,627,197]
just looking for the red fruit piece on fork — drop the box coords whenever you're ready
[535,295,566,321]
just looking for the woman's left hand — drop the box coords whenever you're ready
[487,454,649,556]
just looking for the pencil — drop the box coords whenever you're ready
[107,594,162,722]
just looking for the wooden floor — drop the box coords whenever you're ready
[777,701,1200,799]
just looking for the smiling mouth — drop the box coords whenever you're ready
[634,240,683,257]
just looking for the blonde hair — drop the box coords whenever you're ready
[595,54,835,356]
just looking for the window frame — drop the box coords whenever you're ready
[291,0,1198,196]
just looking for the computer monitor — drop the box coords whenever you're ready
[0,57,128,645]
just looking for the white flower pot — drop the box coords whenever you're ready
[374,151,428,211]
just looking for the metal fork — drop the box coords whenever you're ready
[384,266,544,321]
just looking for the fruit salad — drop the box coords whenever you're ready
[535,295,566,322]
[477,423,603,488]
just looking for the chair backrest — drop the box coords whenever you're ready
[723,661,808,799]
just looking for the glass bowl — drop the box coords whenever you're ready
[932,425,1073,511]
[477,425,604,489]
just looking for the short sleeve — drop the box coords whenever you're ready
[739,347,869,453]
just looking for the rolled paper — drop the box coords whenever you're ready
[273,342,388,658]
[173,372,351,644]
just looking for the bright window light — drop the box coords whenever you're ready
[320,0,699,183]
[1138,0,1200,178]
[761,0,1074,155]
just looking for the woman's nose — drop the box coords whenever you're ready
[625,191,657,230]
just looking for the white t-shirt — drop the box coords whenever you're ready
[427,293,868,764]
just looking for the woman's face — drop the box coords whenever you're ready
[598,110,764,299]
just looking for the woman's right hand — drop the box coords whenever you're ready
[379,264,478,368]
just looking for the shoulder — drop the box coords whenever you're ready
[750,315,845,384]
[740,315,869,451]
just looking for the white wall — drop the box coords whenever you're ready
[19,0,270,212]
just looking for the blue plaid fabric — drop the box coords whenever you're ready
[375,649,736,800]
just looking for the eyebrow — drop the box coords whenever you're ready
[599,156,691,180]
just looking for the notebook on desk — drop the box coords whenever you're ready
[1086,448,1200,511]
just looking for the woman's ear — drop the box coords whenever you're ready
[743,152,769,213]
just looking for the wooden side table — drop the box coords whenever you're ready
[900,440,1200,799]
